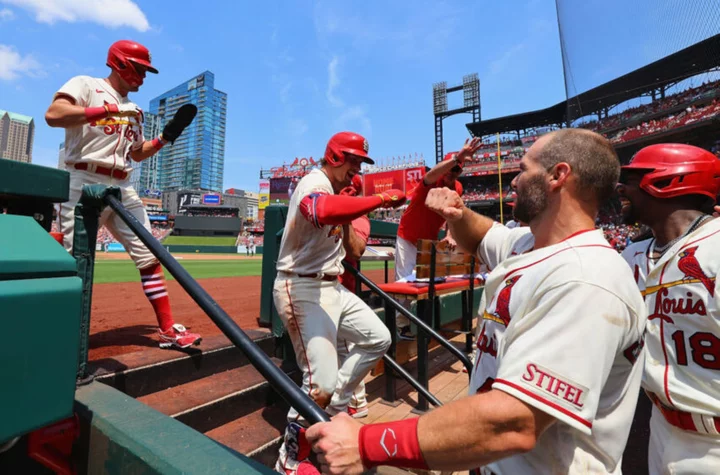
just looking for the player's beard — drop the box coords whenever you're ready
[513,174,549,224]
[620,199,637,225]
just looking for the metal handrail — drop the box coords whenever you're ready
[382,354,442,407]
[343,263,474,375]
[105,195,330,424]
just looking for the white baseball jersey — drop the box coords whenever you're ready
[622,218,720,416]
[55,75,143,173]
[276,169,345,276]
[471,225,648,474]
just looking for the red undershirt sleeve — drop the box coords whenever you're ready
[299,193,383,228]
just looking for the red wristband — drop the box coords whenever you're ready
[358,418,428,470]
[150,136,167,151]
[84,106,108,122]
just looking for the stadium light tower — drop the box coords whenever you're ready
[433,73,481,163]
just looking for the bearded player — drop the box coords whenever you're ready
[273,132,406,474]
[618,143,720,474]
[307,129,647,475]
[45,40,200,349]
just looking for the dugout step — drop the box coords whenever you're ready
[89,330,274,398]
[205,403,289,467]
[138,357,296,434]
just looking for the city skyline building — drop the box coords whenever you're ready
[148,71,227,193]
[0,109,34,163]
[58,141,65,170]
[133,112,162,195]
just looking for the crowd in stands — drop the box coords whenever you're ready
[462,184,513,202]
[93,223,172,247]
[607,99,720,144]
[580,79,720,132]
[595,207,642,252]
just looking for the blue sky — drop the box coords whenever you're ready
[1,0,717,193]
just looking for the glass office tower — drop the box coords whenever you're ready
[149,71,227,192]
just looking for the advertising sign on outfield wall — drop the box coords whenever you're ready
[259,179,270,210]
[363,167,426,196]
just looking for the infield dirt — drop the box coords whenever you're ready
[89,269,391,360]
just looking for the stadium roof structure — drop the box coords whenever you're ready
[467,33,720,137]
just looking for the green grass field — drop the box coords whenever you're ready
[162,236,238,246]
[93,259,393,284]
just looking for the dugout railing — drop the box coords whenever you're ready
[270,225,443,409]
[85,186,446,420]
[67,186,331,425]
[344,263,473,411]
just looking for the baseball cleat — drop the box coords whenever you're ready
[347,405,369,419]
[397,325,416,341]
[159,324,202,349]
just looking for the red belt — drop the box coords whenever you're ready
[296,273,338,282]
[74,163,128,180]
[647,391,720,435]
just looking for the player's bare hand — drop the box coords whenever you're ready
[713,205,720,217]
[375,189,406,209]
[441,235,457,251]
[307,413,364,475]
[426,188,465,222]
[454,137,483,166]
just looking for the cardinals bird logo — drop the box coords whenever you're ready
[678,246,715,297]
[492,275,522,326]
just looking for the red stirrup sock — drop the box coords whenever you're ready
[139,262,174,331]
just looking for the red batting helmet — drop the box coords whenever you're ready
[324,132,375,167]
[622,143,720,200]
[107,40,158,88]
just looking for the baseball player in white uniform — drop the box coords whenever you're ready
[618,143,720,474]
[306,129,648,475]
[45,40,200,349]
[272,132,406,475]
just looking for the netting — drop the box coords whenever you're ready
[555,0,720,124]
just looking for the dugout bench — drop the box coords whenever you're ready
[377,239,482,411]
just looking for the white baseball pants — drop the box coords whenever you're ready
[648,406,720,474]
[394,235,418,327]
[59,170,157,270]
[273,275,390,422]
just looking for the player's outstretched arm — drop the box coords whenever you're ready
[129,104,198,162]
[423,137,483,185]
[45,96,140,128]
[307,389,555,474]
[300,190,406,228]
[426,188,494,254]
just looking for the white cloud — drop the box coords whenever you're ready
[324,56,371,135]
[1,0,150,31]
[0,7,14,20]
[0,44,44,80]
[326,56,343,107]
